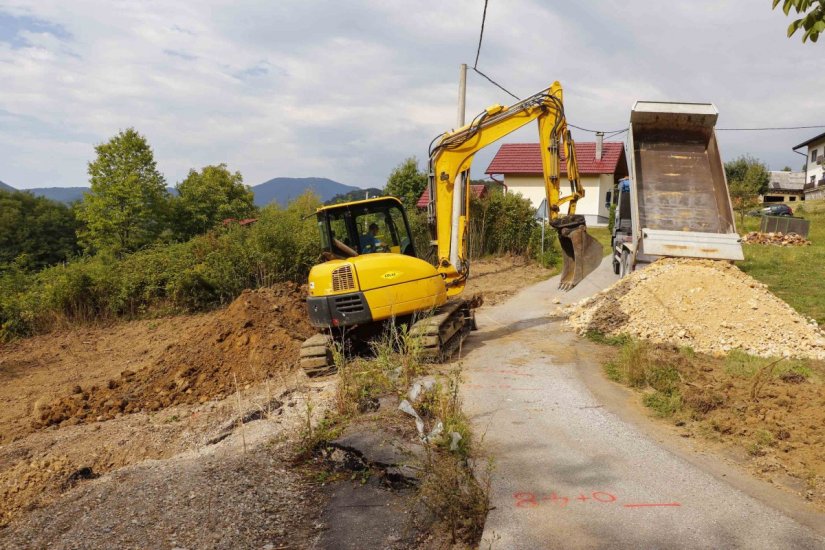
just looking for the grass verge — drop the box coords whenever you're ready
[739,199,825,326]
[595,334,825,508]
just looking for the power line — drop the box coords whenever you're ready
[472,67,520,101]
[604,128,628,140]
[716,125,825,131]
[568,123,627,134]
[473,0,488,69]
[471,0,521,101]
[569,124,825,138]
[470,1,825,137]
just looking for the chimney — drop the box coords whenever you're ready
[595,132,604,161]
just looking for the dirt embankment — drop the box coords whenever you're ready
[0,259,544,541]
[568,258,825,360]
[33,284,314,430]
[0,283,317,531]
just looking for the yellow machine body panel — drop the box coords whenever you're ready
[307,253,447,325]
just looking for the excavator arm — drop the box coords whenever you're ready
[426,81,602,294]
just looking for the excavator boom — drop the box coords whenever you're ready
[425,81,602,293]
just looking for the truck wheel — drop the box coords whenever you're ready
[612,259,620,275]
[620,250,631,278]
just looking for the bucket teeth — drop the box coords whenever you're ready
[551,215,603,291]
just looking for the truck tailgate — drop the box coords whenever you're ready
[640,228,744,260]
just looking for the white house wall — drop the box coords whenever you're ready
[806,137,825,187]
[503,174,613,226]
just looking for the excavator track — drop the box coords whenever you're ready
[410,297,479,362]
[299,297,481,377]
[299,333,336,378]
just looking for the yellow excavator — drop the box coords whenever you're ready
[300,82,602,376]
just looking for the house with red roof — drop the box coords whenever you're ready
[485,139,628,226]
[416,184,488,209]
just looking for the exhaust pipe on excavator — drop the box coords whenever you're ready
[551,215,603,291]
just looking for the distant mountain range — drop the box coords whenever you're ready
[252,177,361,206]
[325,187,385,205]
[0,177,367,206]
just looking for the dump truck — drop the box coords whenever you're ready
[613,101,744,276]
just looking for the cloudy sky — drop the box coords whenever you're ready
[1,0,823,190]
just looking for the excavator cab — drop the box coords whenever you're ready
[316,197,418,259]
[302,196,451,376]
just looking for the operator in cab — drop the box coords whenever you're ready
[360,222,386,253]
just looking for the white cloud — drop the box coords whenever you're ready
[0,0,823,190]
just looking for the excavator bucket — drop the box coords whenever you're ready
[552,215,603,291]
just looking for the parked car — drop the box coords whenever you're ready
[748,204,793,217]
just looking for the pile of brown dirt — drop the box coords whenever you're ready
[34,284,315,429]
[743,231,810,246]
[567,258,825,360]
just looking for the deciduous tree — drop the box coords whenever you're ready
[174,164,255,239]
[77,128,169,254]
[384,157,428,209]
[773,0,825,42]
[0,190,79,271]
[725,155,770,225]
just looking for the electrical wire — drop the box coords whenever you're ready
[716,125,825,131]
[471,2,824,139]
[604,128,629,140]
[471,0,522,101]
[472,67,520,101]
[473,0,488,69]
[566,124,825,139]
[568,123,627,134]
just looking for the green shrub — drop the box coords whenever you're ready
[528,224,560,268]
[607,203,617,234]
[0,192,323,341]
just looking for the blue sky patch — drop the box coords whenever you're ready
[0,11,71,48]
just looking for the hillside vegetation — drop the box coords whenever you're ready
[0,195,320,340]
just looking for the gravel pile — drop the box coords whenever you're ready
[742,231,810,246]
[567,258,825,360]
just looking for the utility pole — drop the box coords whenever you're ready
[449,63,468,270]
[457,63,467,127]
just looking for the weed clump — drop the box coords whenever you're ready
[604,340,687,417]
[308,322,490,546]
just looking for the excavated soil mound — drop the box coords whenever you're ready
[568,258,825,360]
[33,284,315,429]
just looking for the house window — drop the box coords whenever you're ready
[605,191,612,209]
[812,148,819,162]
[789,196,796,202]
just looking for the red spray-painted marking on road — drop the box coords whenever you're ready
[513,491,679,510]
[492,369,536,377]
[623,503,681,508]
[465,383,539,391]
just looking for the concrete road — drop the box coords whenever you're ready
[461,258,825,549]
